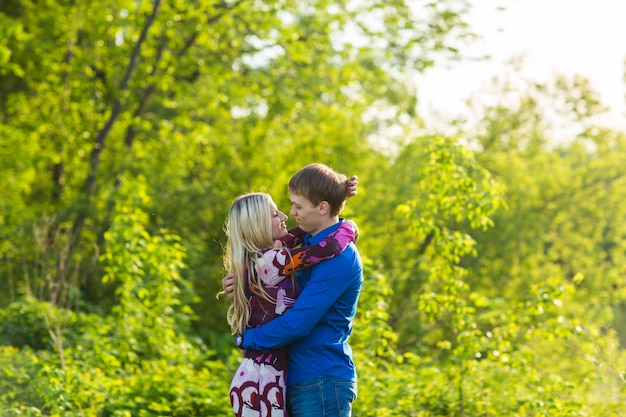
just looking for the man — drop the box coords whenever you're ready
[223,164,363,417]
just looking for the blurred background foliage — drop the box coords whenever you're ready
[1,0,625,415]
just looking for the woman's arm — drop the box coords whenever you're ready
[279,226,307,249]
[258,220,357,286]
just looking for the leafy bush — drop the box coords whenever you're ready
[0,300,54,350]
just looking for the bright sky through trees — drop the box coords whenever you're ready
[417,0,626,131]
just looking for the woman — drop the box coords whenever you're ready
[224,192,357,417]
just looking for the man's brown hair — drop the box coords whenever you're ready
[288,163,347,217]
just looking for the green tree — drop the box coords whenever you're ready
[3,0,625,415]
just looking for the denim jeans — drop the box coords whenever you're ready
[287,375,357,417]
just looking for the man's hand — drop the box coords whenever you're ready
[345,175,358,198]
[222,272,235,297]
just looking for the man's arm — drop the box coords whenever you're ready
[241,255,356,351]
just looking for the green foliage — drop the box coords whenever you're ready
[0,324,233,416]
[350,129,626,415]
[1,0,626,415]
[0,299,54,350]
[0,211,232,414]
[101,174,196,363]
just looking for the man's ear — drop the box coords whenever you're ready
[319,201,330,215]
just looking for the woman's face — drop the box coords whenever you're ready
[269,200,288,240]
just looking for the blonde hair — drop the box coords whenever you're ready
[224,193,276,335]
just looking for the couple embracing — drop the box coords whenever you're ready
[222,163,363,417]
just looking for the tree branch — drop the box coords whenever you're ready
[69,0,162,252]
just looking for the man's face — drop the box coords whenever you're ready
[289,193,321,234]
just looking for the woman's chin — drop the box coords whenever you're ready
[272,230,288,240]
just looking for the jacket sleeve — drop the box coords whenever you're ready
[243,254,355,351]
[279,226,307,249]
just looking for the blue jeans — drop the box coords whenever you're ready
[287,375,357,417]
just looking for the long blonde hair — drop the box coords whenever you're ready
[224,193,276,335]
